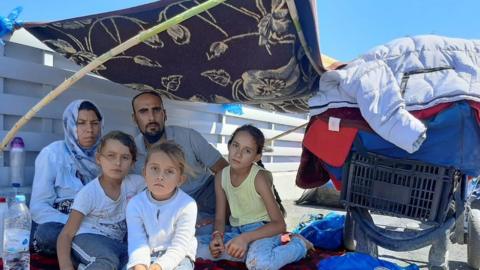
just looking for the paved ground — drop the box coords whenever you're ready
[283,200,473,270]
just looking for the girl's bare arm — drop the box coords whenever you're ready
[237,170,286,243]
[57,210,84,270]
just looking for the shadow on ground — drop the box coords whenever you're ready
[448,261,475,270]
[283,200,471,269]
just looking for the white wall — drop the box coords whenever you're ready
[0,29,307,199]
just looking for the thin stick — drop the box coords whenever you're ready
[0,0,225,151]
[266,122,307,144]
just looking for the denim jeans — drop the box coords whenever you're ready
[72,233,128,270]
[151,250,194,270]
[192,175,216,215]
[197,222,307,270]
[192,175,216,236]
[33,222,64,255]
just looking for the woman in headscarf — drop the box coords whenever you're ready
[30,100,103,254]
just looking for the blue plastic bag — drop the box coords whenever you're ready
[297,212,345,250]
[222,104,243,115]
[0,7,23,44]
[318,252,419,270]
[467,177,479,197]
[292,213,324,234]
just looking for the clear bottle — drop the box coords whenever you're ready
[0,197,8,259]
[9,137,25,188]
[3,194,31,270]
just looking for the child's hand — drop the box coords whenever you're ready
[133,265,148,270]
[209,235,225,258]
[226,235,248,259]
[149,263,162,270]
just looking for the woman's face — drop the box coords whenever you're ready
[76,109,100,148]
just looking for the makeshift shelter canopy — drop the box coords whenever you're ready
[24,0,324,113]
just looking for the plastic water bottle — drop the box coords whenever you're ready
[9,137,25,188]
[3,194,31,270]
[0,197,7,259]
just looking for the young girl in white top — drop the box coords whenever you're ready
[57,131,145,270]
[197,125,313,270]
[127,142,197,270]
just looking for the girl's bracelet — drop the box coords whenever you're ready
[211,230,224,240]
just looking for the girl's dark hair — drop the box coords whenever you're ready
[228,124,286,216]
[97,131,137,162]
[145,141,194,177]
[79,101,102,121]
[228,124,265,154]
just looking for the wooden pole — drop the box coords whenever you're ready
[0,0,225,151]
[263,122,307,152]
[266,122,307,144]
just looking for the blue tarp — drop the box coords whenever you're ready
[318,252,419,270]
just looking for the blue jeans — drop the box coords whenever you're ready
[72,233,128,270]
[192,175,216,236]
[192,175,216,215]
[151,250,194,270]
[197,222,307,270]
[33,222,64,255]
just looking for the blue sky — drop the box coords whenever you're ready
[318,1,480,61]
[1,1,479,61]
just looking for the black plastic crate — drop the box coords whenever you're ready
[341,152,461,223]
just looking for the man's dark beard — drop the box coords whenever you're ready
[143,128,164,145]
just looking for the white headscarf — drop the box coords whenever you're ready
[62,100,103,182]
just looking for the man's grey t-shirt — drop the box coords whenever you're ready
[134,126,223,196]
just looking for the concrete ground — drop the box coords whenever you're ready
[273,171,474,269]
[283,200,473,270]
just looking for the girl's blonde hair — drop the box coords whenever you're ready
[144,141,194,177]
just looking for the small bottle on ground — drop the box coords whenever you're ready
[3,194,31,270]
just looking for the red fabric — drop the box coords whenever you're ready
[303,119,358,167]
[328,173,342,191]
[1,249,345,270]
[194,249,345,270]
[313,108,372,131]
[312,102,455,132]
[468,101,480,124]
[0,253,60,270]
[410,103,452,119]
[296,101,471,189]
[296,146,331,189]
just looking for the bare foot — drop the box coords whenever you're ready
[291,234,315,251]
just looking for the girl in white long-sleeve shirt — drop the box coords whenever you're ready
[127,142,197,270]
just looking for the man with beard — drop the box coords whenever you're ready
[131,91,228,233]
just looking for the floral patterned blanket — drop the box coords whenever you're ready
[25,0,324,113]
